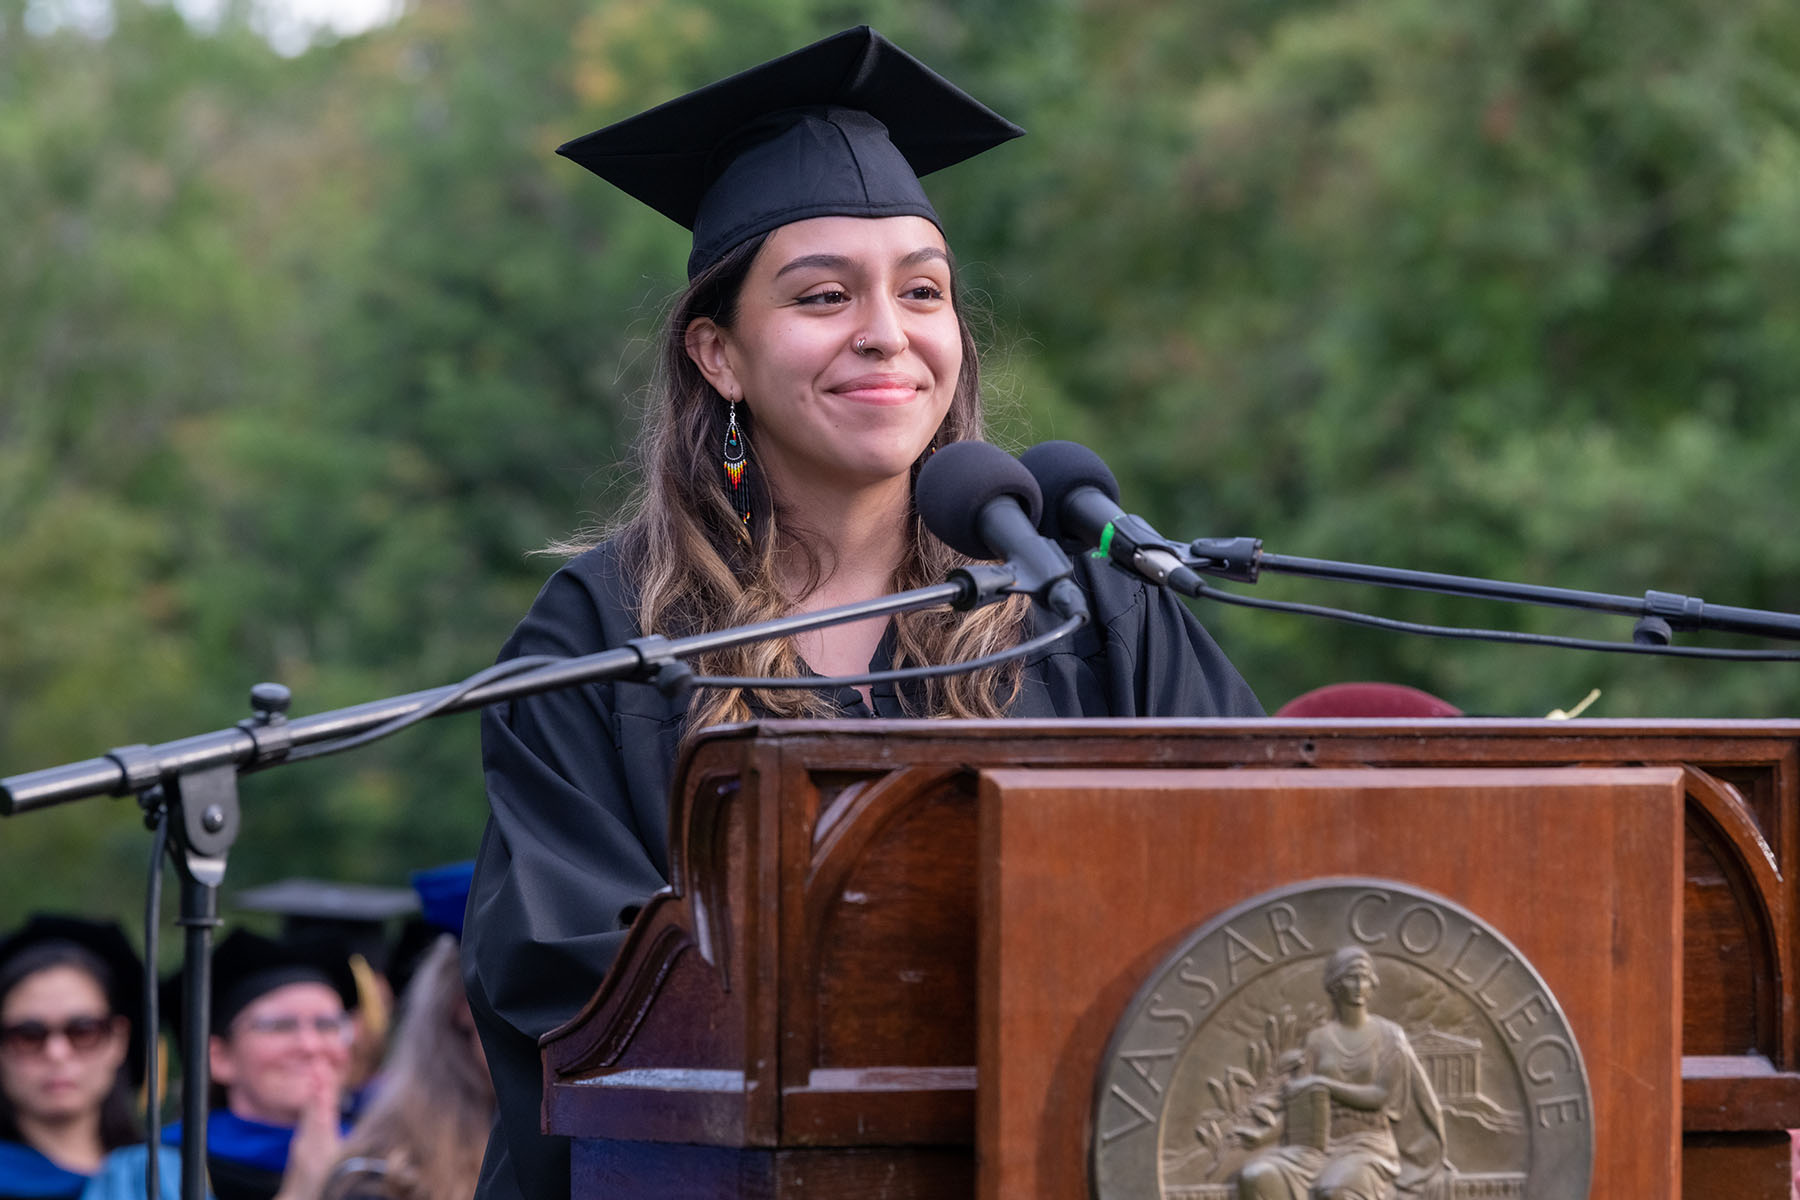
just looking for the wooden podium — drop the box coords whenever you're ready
[540,719,1800,1199]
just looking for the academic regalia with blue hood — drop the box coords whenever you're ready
[0,1142,89,1200]
[161,930,358,1200]
[0,916,154,1200]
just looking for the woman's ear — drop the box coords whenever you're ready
[685,317,741,402]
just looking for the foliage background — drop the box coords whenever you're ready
[5,0,1800,929]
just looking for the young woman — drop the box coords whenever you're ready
[0,915,177,1200]
[463,27,1263,1200]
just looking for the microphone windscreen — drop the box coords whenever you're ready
[916,440,1044,559]
[1018,441,1120,543]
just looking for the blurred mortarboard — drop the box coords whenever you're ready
[0,914,147,1085]
[231,878,418,974]
[557,25,1024,277]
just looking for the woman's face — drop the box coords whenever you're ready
[208,981,350,1127]
[689,214,962,504]
[1328,960,1376,1011]
[0,965,127,1126]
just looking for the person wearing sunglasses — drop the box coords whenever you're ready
[161,931,358,1200]
[0,913,181,1200]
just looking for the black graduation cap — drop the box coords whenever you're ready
[0,914,147,1086]
[232,877,418,975]
[557,25,1024,277]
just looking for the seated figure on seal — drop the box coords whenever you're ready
[1234,947,1450,1200]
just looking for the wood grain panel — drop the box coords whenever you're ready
[978,767,1683,1200]
[537,719,1800,1197]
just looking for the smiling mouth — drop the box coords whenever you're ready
[832,376,921,405]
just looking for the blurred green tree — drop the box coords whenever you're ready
[4,0,1800,929]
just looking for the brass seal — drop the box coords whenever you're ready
[1091,879,1592,1199]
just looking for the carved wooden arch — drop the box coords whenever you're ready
[1682,763,1788,1064]
[807,765,964,906]
[801,762,972,1016]
[796,763,980,1076]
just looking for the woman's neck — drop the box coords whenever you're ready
[771,474,913,690]
[18,1109,106,1174]
[772,474,913,604]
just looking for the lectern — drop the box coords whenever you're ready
[541,719,1800,1199]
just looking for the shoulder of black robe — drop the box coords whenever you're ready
[464,541,1260,1200]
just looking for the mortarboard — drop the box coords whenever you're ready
[202,929,360,1035]
[0,914,147,1086]
[231,877,418,975]
[557,25,1024,277]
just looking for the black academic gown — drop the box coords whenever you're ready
[205,1158,280,1200]
[463,540,1262,1200]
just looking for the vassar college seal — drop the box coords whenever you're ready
[1091,879,1593,1200]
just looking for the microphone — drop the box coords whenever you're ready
[1018,440,1204,595]
[916,441,1087,622]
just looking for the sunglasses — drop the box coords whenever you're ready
[0,1014,116,1056]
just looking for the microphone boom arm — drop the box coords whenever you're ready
[1180,536,1800,643]
[2,569,1016,817]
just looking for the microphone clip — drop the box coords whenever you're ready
[1185,536,1264,583]
[1094,514,1196,589]
[626,635,699,700]
[946,563,1019,611]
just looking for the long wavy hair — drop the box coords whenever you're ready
[0,943,141,1153]
[569,229,1030,732]
[324,937,492,1200]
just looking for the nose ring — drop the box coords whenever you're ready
[855,336,869,354]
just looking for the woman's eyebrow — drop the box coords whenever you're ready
[773,253,854,279]
[897,247,950,269]
[773,247,950,279]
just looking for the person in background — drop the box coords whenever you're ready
[229,881,420,1112]
[320,941,490,1200]
[162,931,357,1200]
[0,915,180,1200]
[322,862,488,1200]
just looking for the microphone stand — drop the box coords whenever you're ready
[0,563,1017,1200]
[1180,536,1800,645]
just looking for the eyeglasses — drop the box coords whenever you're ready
[0,1015,116,1057]
[238,1013,354,1042]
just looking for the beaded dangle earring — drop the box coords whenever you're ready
[722,397,750,531]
